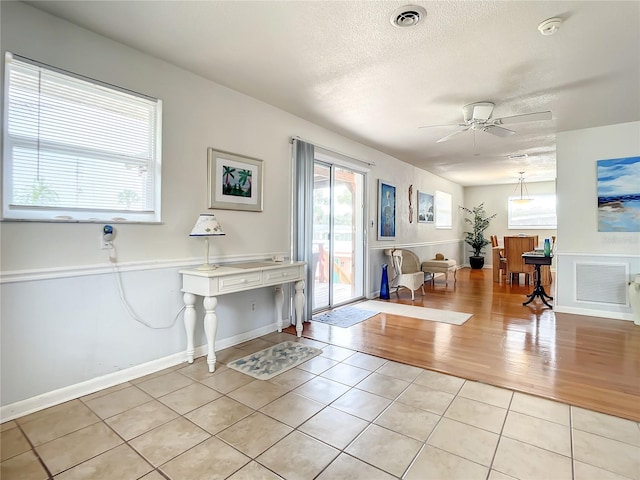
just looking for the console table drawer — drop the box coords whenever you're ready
[263,266,302,285]
[218,272,263,293]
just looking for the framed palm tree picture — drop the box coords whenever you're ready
[207,148,264,211]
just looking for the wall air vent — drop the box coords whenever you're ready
[575,263,628,305]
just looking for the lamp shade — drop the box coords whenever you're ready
[190,213,225,270]
[190,213,225,237]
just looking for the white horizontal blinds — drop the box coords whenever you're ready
[4,53,161,221]
[435,190,452,229]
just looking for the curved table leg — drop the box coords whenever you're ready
[203,296,218,372]
[183,292,197,364]
[523,265,554,308]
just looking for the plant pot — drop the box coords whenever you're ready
[469,256,485,269]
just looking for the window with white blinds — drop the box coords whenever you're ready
[2,53,162,222]
[508,194,557,229]
[435,190,452,229]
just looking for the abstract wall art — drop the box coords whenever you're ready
[378,180,396,240]
[597,156,640,232]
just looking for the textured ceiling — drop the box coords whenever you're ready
[26,0,640,186]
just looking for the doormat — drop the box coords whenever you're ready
[358,300,472,325]
[312,306,380,328]
[227,341,322,380]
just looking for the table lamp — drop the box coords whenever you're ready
[190,213,225,270]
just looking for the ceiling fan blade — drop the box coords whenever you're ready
[418,123,466,129]
[483,125,515,137]
[472,104,494,121]
[436,127,470,143]
[495,110,552,125]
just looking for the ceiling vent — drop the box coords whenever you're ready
[538,17,563,35]
[391,6,427,28]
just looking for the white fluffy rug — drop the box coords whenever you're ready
[357,300,472,326]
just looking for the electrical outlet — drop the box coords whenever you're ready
[250,302,257,312]
[100,236,111,249]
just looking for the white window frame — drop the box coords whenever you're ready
[508,194,557,229]
[435,190,452,229]
[2,53,162,223]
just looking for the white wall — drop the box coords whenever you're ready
[0,2,463,413]
[464,181,557,264]
[367,163,464,294]
[555,121,640,319]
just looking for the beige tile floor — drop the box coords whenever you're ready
[2,331,639,480]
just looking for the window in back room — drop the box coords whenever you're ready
[508,194,557,229]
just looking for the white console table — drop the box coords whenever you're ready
[180,261,306,372]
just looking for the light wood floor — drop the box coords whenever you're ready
[286,268,640,422]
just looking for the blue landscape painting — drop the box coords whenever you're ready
[379,181,396,239]
[597,156,640,232]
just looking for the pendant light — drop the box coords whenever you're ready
[511,172,533,204]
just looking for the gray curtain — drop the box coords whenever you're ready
[292,139,314,322]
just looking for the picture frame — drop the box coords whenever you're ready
[417,191,434,223]
[207,148,263,212]
[378,179,396,240]
[597,156,640,232]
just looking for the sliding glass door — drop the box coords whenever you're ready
[312,161,365,312]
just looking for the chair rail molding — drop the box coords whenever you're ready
[370,239,463,250]
[0,252,288,284]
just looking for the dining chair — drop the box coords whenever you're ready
[504,236,536,284]
[491,235,507,282]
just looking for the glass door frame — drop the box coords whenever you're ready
[312,153,368,314]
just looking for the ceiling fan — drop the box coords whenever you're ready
[420,102,552,143]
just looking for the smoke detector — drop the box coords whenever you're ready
[391,5,427,28]
[538,17,563,35]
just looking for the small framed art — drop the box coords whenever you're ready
[417,191,434,223]
[207,148,263,212]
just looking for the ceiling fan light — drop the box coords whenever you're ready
[421,102,552,143]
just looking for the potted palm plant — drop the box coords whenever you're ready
[460,203,496,269]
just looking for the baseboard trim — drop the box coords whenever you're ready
[554,306,634,322]
[0,322,278,422]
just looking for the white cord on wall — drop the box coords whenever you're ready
[107,242,184,329]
